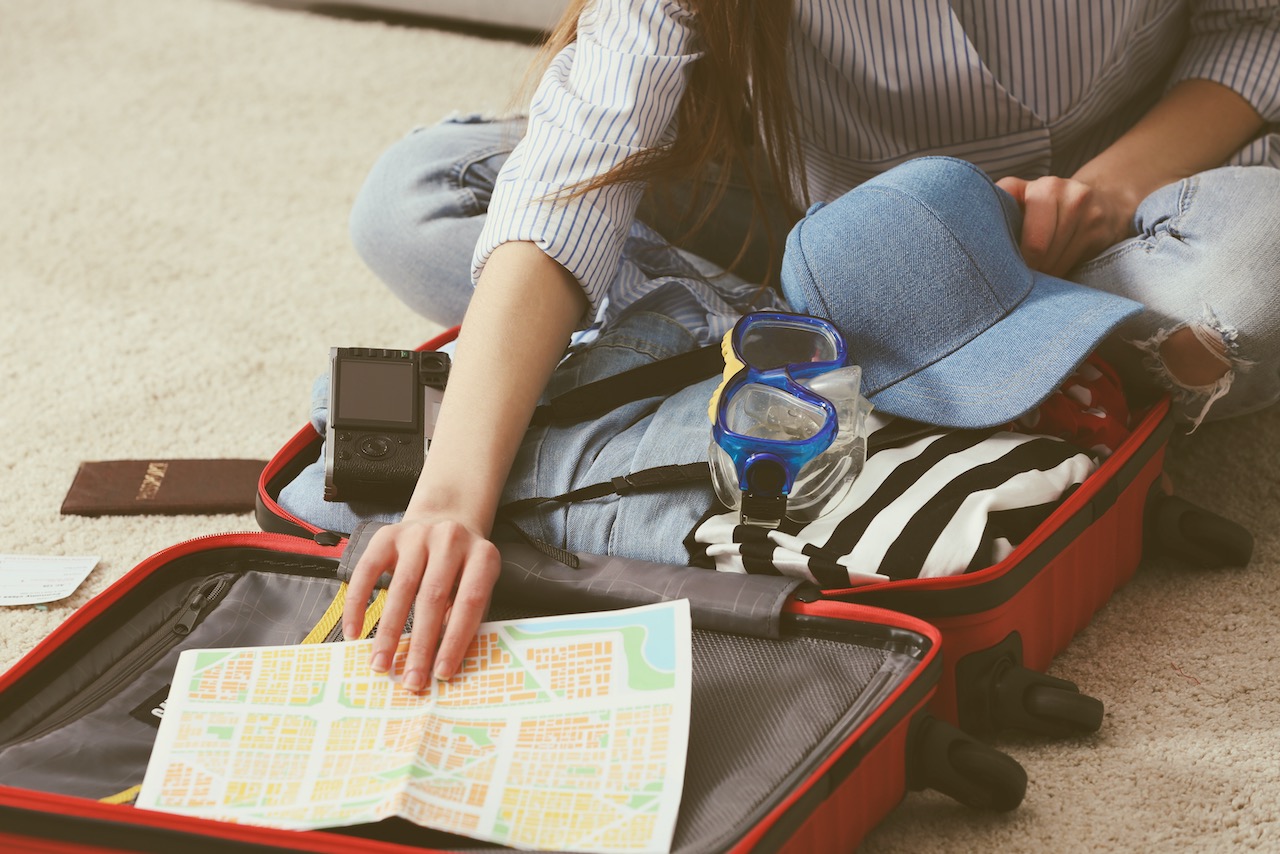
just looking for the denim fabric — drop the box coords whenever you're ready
[502,311,719,563]
[349,115,785,331]
[305,115,792,557]
[348,115,522,329]
[295,122,1280,557]
[276,312,719,564]
[1071,166,1280,426]
[353,118,1280,427]
[779,157,1143,429]
[782,159,1280,428]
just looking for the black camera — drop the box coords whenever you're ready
[323,347,450,503]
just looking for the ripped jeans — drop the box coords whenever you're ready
[1072,167,1280,428]
[349,116,1280,428]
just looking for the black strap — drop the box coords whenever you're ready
[495,463,711,569]
[502,342,722,569]
[493,518,582,569]
[530,343,724,426]
[499,462,712,517]
[504,340,941,567]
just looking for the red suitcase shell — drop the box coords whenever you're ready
[827,395,1252,737]
[0,530,1025,853]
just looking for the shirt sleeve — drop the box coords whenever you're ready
[472,0,701,320]
[1171,0,1280,123]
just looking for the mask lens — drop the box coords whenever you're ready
[737,319,840,369]
[723,383,828,442]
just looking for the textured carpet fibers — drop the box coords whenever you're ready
[1,1,1277,850]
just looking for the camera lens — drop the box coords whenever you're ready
[358,436,391,459]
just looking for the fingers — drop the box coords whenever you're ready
[995,175,1027,205]
[1024,177,1096,276]
[998,175,1120,277]
[432,539,501,682]
[371,533,430,675]
[400,529,464,692]
[341,525,397,642]
[340,519,500,694]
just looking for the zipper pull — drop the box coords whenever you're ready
[173,593,206,636]
[173,578,227,636]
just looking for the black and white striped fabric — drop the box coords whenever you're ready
[687,414,1097,588]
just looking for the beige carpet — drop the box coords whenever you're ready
[2,1,1277,850]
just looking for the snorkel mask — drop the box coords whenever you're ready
[708,311,871,528]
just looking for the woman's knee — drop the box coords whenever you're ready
[1080,167,1280,424]
[348,118,522,324]
[349,120,512,263]
[1145,167,1280,374]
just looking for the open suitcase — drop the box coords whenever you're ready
[254,326,1254,743]
[0,526,1027,853]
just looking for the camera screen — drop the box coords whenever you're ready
[334,359,416,427]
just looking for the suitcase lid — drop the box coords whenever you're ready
[0,530,1024,853]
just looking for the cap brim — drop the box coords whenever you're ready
[866,273,1143,429]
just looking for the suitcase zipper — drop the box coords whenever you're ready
[0,574,236,749]
[171,576,233,636]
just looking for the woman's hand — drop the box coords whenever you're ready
[995,175,1137,278]
[341,512,501,692]
[999,81,1265,279]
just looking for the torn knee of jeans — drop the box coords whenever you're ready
[1128,304,1256,432]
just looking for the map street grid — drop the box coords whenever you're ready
[136,600,692,853]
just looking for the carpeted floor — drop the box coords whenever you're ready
[2,1,1277,850]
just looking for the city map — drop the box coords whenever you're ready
[136,601,692,853]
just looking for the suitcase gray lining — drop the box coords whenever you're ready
[347,601,923,854]
[0,570,342,799]
[0,554,927,853]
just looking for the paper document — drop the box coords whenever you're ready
[137,600,692,853]
[0,553,99,606]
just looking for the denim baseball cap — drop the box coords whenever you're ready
[780,156,1144,429]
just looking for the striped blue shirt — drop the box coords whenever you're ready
[474,0,1280,322]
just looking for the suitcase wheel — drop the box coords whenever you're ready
[993,663,1104,739]
[908,714,1027,811]
[1021,680,1105,736]
[955,634,1104,740]
[1146,492,1253,568]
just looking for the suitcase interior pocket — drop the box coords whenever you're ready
[0,550,344,800]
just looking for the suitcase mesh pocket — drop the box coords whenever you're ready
[671,629,912,853]
[3,581,922,853]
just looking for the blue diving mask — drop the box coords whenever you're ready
[708,311,871,527]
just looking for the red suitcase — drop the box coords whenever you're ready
[825,394,1252,738]
[0,527,1025,853]
[254,326,1253,742]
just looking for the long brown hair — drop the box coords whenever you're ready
[523,0,804,283]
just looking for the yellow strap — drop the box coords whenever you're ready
[100,783,141,805]
[360,589,388,639]
[708,328,744,424]
[301,582,388,644]
[300,582,349,644]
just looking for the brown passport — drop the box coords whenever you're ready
[60,459,268,516]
